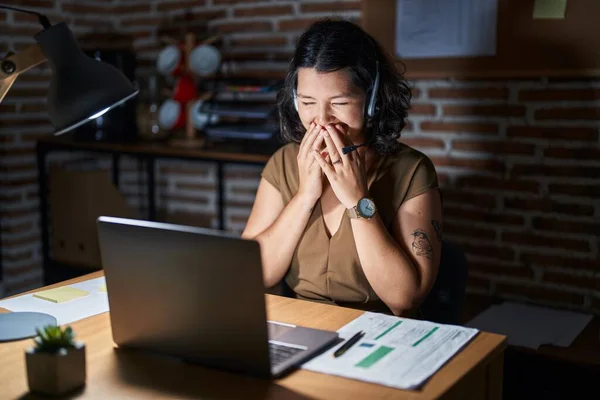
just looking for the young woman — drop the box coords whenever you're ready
[242,19,442,317]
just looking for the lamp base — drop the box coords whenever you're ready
[0,312,57,342]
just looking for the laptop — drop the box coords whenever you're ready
[96,216,339,378]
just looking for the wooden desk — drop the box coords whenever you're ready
[1,273,506,399]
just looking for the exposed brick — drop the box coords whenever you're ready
[519,89,600,102]
[506,126,598,141]
[441,189,497,209]
[430,156,504,173]
[300,1,362,13]
[544,147,600,160]
[0,104,17,113]
[214,0,264,3]
[428,87,509,100]
[470,261,534,279]
[7,275,42,294]
[3,250,34,263]
[535,107,600,120]
[444,207,525,226]
[452,140,535,156]
[495,283,585,306]
[399,138,445,149]
[0,135,15,144]
[458,242,516,262]
[110,0,154,15]
[175,182,216,191]
[230,36,288,47]
[224,170,261,180]
[502,232,589,252]
[511,164,600,179]
[118,17,164,27]
[160,165,212,176]
[231,186,259,196]
[215,21,272,33]
[158,194,210,205]
[591,296,600,311]
[521,253,600,271]
[549,183,600,199]
[61,3,112,14]
[532,216,600,235]
[443,105,526,118]
[504,197,594,216]
[3,261,40,279]
[5,0,53,8]
[156,1,207,12]
[234,5,294,17]
[3,232,39,247]
[542,272,600,290]
[409,103,436,115]
[19,103,47,113]
[4,87,47,98]
[14,74,50,83]
[0,177,37,189]
[279,17,323,32]
[2,26,41,36]
[456,176,539,193]
[13,12,64,24]
[0,118,50,127]
[420,121,498,134]
[444,222,496,240]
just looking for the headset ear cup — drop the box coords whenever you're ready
[293,90,298,112]
[366,61,380,119]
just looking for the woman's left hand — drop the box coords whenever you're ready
[312,124,369,209]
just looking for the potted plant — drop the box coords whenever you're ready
[25,325,86,396]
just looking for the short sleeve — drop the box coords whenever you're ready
[404,155,439,202]
[260,146,284,191]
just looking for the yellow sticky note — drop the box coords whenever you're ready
[33,286,90,303]
[98,283,107,293]
[533,0,567,19]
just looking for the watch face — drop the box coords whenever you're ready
[357,198,376,218]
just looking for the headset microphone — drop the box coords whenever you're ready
[341,61,379,155]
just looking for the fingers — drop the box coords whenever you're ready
[322,129,342,167]
[298,122,320,159]
[325,124,352,164]
[311,149,334,179]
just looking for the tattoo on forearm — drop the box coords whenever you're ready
[431,220,442,242]
[411,229,433,260]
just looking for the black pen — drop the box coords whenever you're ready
[333,330,364,358]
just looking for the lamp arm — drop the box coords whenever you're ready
[0,44,47,104]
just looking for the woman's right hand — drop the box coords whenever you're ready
[297,122,325,205]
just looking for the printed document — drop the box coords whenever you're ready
[395,0,498,58]
[0,277,109,325]
[302,312,478,390]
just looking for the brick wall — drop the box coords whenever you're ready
[1,1,599,314]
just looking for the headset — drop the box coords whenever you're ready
[293,60,379,155]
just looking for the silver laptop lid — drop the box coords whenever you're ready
[96,216,272,378]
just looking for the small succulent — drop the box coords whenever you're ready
[33,325,77,354]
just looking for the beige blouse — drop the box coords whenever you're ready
[261,142,439,314]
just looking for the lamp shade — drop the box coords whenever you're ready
[34,22,138,135]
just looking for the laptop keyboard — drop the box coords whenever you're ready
[268,342,306,367]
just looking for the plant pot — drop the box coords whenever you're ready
[25,343,86,396]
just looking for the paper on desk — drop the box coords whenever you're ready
[466,301,592,350]
[0,277,109,325]
[302,312,479,390]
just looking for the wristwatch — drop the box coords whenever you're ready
[347,197,377,219]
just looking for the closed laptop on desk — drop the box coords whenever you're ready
[96,216,338,378]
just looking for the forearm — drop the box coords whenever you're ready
[351,215,420,316]
[245,194,316,287]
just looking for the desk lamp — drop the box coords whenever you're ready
[0,5,138,341]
